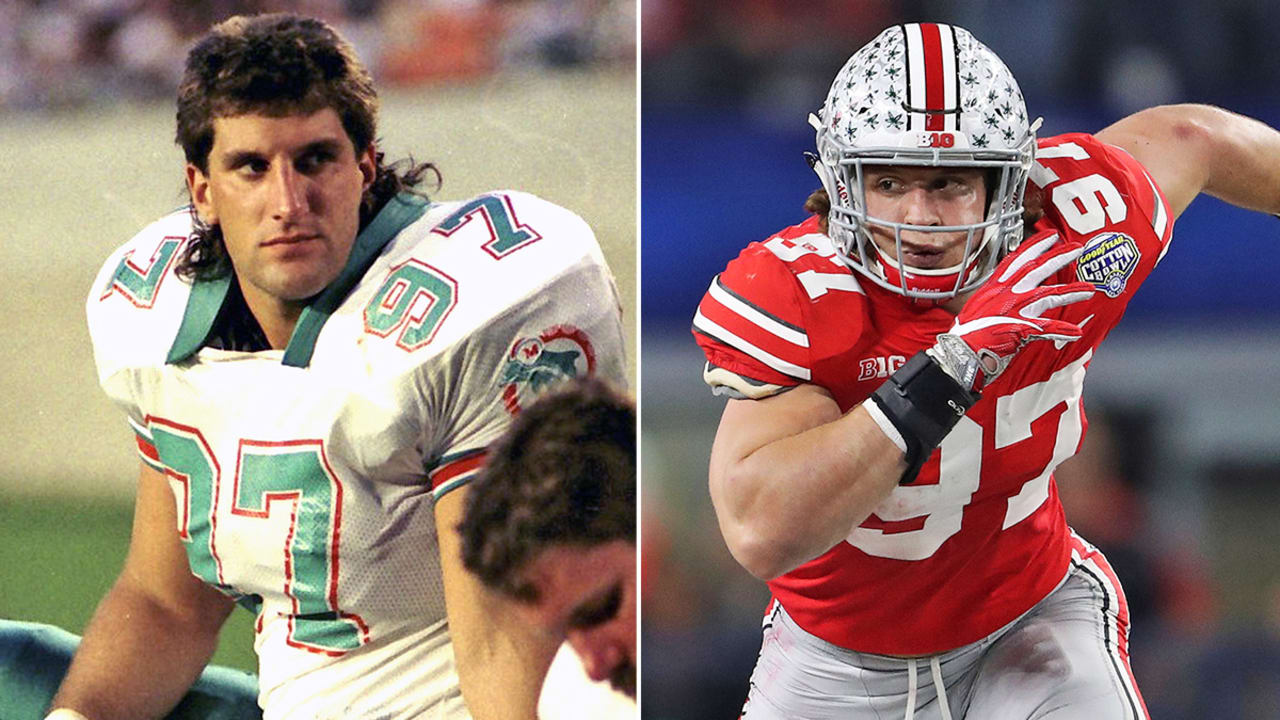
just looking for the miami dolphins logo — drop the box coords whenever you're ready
[500,325,596,415]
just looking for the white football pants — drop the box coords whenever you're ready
[740,533,1149,720]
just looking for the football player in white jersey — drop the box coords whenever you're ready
[45,13,626,720]
[693,22,1280,720]
[458,376,636,715]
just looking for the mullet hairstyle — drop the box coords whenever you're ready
[459,376,636,602]
[174,13,438,280]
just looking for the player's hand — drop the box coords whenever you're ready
[927,232,1095,391]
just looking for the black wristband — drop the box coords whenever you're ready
[868,351,980,485]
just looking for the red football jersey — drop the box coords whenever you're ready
[693,133,1173,655]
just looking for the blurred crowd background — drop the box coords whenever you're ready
[0,0,633,111]
[643,2,1280,719]
[643,0,1280,114]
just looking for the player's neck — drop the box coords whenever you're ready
[237,279,306,350]
[941,292,970,315]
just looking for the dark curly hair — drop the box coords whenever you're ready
[459,377,636,602]
[174,13,438,280]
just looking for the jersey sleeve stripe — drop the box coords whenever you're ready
[429,449,487,496]
[433,471,480,499]
[695,305,811,370]
[127,415,153,442]
[129,419,165,471]
[136,436,165,471]
[692,310,812,381]
[707,275,809,347]
[1139,169,1174,264]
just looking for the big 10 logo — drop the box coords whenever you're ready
[858,354,907,381]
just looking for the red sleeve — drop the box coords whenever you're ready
[1029,132,1177,349]
[1034,132,1174,285]
[692,240,814,390]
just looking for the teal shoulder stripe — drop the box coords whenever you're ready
[166,273,233,364]
[283,193,432,367]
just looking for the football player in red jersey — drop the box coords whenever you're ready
[693,22,1280,720]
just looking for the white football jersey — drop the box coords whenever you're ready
[86,191,627,720]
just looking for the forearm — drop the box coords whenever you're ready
[436,487,556,720]
[712,401,905,580]
[451,599,557,720]
[49,579,226,720]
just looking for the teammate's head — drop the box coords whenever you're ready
[174,14,435,284]
[459,376,636,696]
[808,23,1036,300]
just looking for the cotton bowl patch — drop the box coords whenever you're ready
[1076,232,1140,298]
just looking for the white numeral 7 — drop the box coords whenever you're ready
[847,351,1090,561]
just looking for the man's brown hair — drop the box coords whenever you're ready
[174,13,437,280]
[459,377,635,601]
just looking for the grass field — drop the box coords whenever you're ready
[0,496,258,671]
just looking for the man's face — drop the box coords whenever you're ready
[516,540,636,697]
[862,166,987,270]
[186,108,375,307]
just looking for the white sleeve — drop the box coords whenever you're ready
[84,209,196,453]
[424,255,627,499]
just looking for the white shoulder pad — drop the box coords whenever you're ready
[331,192,626,496]
[349,190,617,374]
[85,208,195,395]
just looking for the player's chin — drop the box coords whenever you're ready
[266,266,340,301]
[608,659,636,698]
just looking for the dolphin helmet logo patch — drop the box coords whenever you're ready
[1076,231,1140,298]
[499,325,596,415]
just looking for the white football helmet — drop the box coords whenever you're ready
[810,23,1037,299]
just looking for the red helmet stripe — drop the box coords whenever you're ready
[903,23,959,132]
[919,23,946,130]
